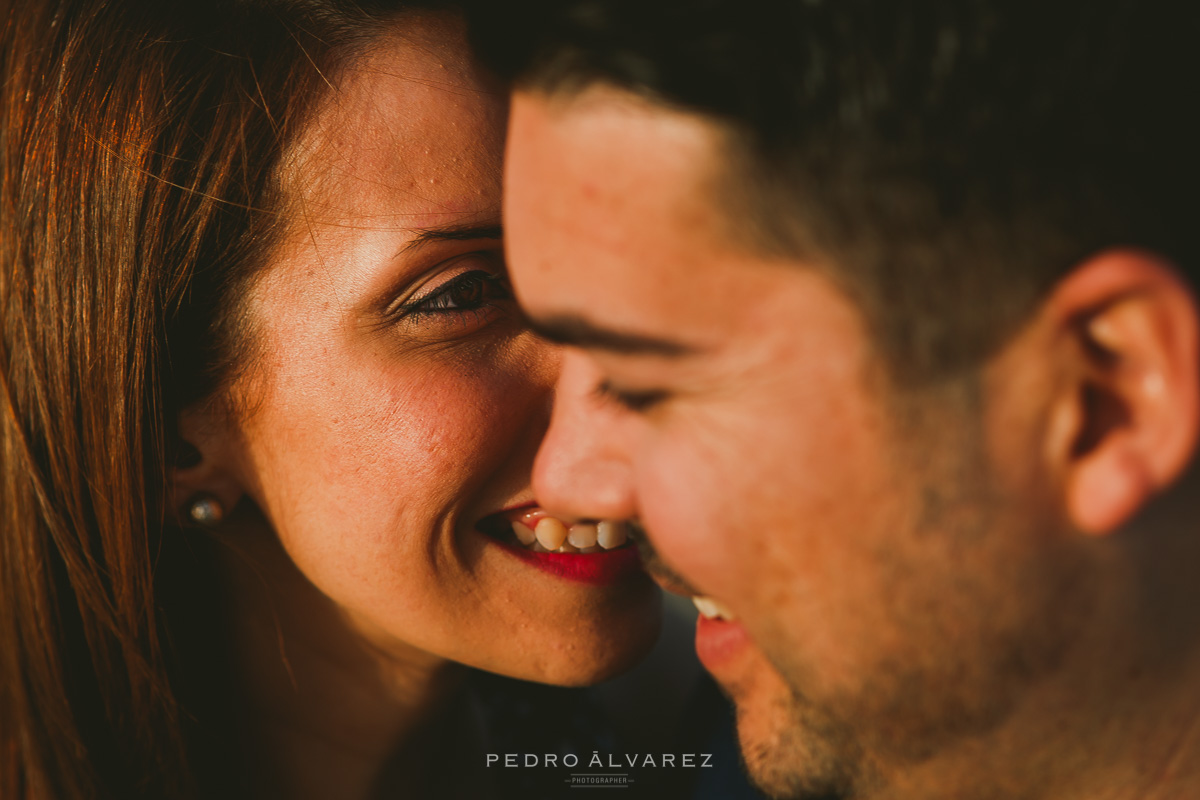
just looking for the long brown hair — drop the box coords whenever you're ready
[0,1,422,796]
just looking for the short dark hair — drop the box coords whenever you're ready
[470,0,1199,382]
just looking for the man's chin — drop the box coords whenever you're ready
[734,704,853,800]
[716,646,861,800]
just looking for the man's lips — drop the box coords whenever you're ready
[691,594,748,674]
[695,614,752,672]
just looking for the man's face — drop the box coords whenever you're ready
[505,88,1084,798]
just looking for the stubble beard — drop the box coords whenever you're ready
[730,377,1087,800]
[736,680,866,800]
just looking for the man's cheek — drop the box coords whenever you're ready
[640,452,738,595]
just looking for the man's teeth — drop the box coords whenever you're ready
[511,518,630,554]
[692,595,737,621]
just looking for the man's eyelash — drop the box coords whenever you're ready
[592,379,668,412]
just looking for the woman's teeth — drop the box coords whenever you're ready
[692,595,737,621]
[513,521,537,546]
[597,520,625,549]
[508,517,630,554]
[535,517,568,550]
[568,522,598,549]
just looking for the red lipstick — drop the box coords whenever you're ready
[478,506,644,585]
[494,538,644,585]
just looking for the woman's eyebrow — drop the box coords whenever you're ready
[398,222,503,256]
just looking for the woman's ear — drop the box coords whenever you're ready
[171,402,246,527]
[1042,249,1200,535]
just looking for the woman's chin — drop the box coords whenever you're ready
[481,597,663,687]
[459,510,665,685]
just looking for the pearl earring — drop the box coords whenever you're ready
[187,495,224,527]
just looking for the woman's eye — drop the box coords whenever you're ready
[399,267,513,322]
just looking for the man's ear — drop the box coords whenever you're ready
[170,402,246,526]
[1043,249,1200,535]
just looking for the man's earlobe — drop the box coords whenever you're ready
[170,405,244,528]
[1048,250,1200,534]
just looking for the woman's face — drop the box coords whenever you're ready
[203,18,659,684]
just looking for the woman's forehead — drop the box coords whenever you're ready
[279,16,505,233]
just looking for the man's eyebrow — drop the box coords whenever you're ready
[398,222,503,255]
[529,313,697,357]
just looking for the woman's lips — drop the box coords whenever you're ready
[477,508,641,585]
[491,538,644,585]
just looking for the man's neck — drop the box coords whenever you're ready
[878,516,1200,800]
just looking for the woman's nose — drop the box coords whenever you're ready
[533,353,637,522]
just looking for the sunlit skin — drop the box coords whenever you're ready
[504,86,1200,800]
[176,23,658,799]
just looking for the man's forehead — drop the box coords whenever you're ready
[506,95,718,334]
[505,87,831,345]
[509,86,725,221]
[515,82,706,131]
[508,91,747,274]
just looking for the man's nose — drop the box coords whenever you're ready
[533,353,637,522]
